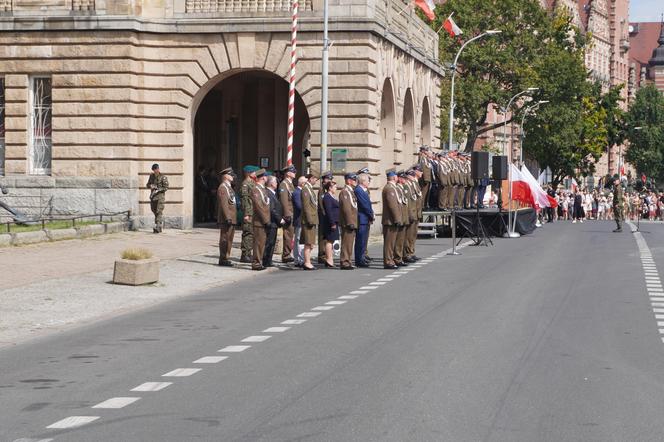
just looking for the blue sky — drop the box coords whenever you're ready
[630,0,662,22]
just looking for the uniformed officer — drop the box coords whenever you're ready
[301,173,319,270]
[217,167,237,267]
[612,174,624,232]
[462,154,472,209]
[437,153,450,210]
[279,165,297,263]
[356,167,373,263]
[146,163,169,233]
[317,171,333,263]
[418,146,433,209]
[339,172,359,270]
[250,169,270,271]
[240,165,257,262]
[382,168,402,269]
[394,171,410,266]
[405,167,422,262]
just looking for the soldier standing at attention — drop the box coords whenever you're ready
[339,173,359,270]
[250,169,270,271]
[382,169,402,269]
[418,146,432,209]
[147,163,169,233]
[356,167,373,263]
[279,165,296,263]
[301,173,319,270]
[612,174,624,233]
[317,171,333,263]
[394,171,410,267]
[405,167,422,262]
[240,165,257,263]
[217,167,237,267]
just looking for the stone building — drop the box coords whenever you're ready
[630,20,664,93]
[0,0,443,228]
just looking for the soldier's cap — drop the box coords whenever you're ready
[356,167,370,174]
[344,172,358,181]
[407,169,417,177]
[151,163,159,170]
[255,168,267,178]
[265,170,274,176]
[321,171,333,180]
[419,146,429,152]
[397,170,407,178]
[281,165,297,174]
[219,167,234,176]
[243,165,259,173]
[612,174,620,181]
[411,164,422,172]
[386,168,398,178]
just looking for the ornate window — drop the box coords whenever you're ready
[0,78,4,176]
[29,77,52,175]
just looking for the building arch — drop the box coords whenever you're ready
[379,78,397,178]
[420,96,432,147]
[400,88,415,166]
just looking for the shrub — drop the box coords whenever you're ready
[121,248,153,260]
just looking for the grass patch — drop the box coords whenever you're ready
[3,220,110,233]
[121,248,153,260]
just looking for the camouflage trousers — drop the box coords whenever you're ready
[241,222,253,258]
[150,198,165,231]
[614,205,624,229]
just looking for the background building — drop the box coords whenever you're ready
[0,0,443,229]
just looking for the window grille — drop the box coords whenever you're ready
[30,77,52,175]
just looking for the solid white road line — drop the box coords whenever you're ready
[46,416,99,429]
[131,382,172,392]
[92,397,140,409]
[162,368,201,377]
[297,312,322,318]
[282,319,308,325]
[218,345,251,352]
[241,335,271,343]
[194,356,228,364]
[338,295,358,299]
[326,301,347,305]
[312,306,334,311]
[263,327,291,333]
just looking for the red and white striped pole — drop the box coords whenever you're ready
[287,0,299,166]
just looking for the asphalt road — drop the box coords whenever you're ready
[3,220,664,442]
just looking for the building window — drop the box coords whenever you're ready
[29,77,52,175]
[0,78,4,176]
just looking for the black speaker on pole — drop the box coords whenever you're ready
[492,155,508,180]
[471,151,489,180]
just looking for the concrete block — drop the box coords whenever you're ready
[55,177,112,189]
[76,223,106,237]
[47,228,77,241]
[104,221,129,234]
[48,188,96,214]
[12,230,48,245]
[111,177,139,189]
[95,188,137,214]
[113,258,160,286]
[14,176,56,188]
[0,234,11,247]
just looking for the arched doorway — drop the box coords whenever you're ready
[379,78,396,180]
[192,70,310,223]
[400,88,415,166]
[420,96,432,147]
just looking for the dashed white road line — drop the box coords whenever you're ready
[369,282,386,285]
[358,286,378,290]
[13,438,53,442]
[194,356,228,364]
[46,416,99,429]
[241,335,271,343]
[131,382,172,392]
[297,312,322,318]
[282,319,308,325]
[162,368,201,377]
[263,327,291,333]
[219,345,251,352]
[92,397,140,409]
[312,306,335,311]
[338,295,358,300]
[326,301,347,305]
[376,278,393,282]
[350,290,370,294]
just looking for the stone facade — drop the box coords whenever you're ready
[0,0,443,228]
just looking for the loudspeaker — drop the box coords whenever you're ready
[471,151,489,180]
[492,155,508,180]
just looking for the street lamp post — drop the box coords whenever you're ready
[319,0,330,172]
[448,30,501,151]
[519,100,549,165]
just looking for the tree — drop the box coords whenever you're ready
[625,84,664,183]
[433,0,555,151]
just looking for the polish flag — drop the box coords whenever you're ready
[510,164,557,209]
[443,14,463,38]
[414,0,436,20]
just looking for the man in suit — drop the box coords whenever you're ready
[279,165,296,263]
[382,168,402,269]
[264,175,285,267]
[292,176,306,267]
[339,172,359,270]
[355,171,373,267]
[356,167,373,264]
[216,167,237,267]
[250,169,270,271]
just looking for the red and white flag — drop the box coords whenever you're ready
[511,164,557,209]
[443,14,463,38]
[414,0,436,20]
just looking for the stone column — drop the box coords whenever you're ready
[4,75,28,175]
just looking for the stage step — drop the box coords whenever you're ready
[418,222,437,238]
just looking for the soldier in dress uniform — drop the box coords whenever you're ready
[279,165,297,263]
[462,154,473,209]
[317,171,333,263]
[405,166,422,262]
[301,173,319,270]
[418,146,433,209]
[450,153,462,209]
[146,163,169,233]
[437,153,451,210]
[356,167,373,263]
[612,174,624,232]
[217,167,237,267]
[382,168,402,269]
[250,169,270,271]
[339,172,359,270]
[240,165,258,263]
[394,171,410,266]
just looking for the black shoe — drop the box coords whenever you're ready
[340,265,355,270]
[613,228,622,232]
[324,261,335,268]
[153,228,159,234]
[303,265,317,271]
[357,262,370,268]
[365,256,374,262]
[240,256,252,263]
[252,265,265,271]
[218,260,233,267]
[412,256,421,261]
[404,257,416,263]
[282,257,294,263]
[384,264,398,269]
[396,261,408,267]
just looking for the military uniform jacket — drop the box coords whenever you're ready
[613,185,624,209]
[241,178,255,219]
[406,181,419,221]
[278,178,295,219]
[147,173,169,201]
[420,156,432,183]
[318,188,326,217]
[464,162,472,186]
[217,182,237,225]
[400,183,413,224]
[301,183,319,227]
[250,184,270,227]
[382,182,403,226]
[437,160,450,186]
[339,185,358,229]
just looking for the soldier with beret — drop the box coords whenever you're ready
[216,167,237,266]
[301,173,319,270]
[240,165,258,262]
[250,169,270,271]
[147,163,169,233]
[279,165,297,263]
[382,168,402,269]
[339,172,359,270]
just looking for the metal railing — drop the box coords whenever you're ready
[2,210,131,234]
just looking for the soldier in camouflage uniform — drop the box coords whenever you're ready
[612,174,624,233]
[146,163,169,233]
[240,165,258,262]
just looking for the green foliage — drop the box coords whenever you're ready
[625,84,664,182]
